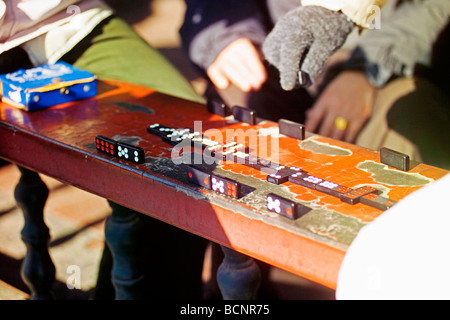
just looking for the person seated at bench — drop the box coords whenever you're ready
[180,0,449,170]
[304,0,450,170]
[179,0,390,299]
[179,0,385,123]
[0,0,208,299]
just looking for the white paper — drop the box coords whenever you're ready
[336,173,450,300]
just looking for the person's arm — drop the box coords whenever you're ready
[262,5,355,90]
[180,0,267,72]
[301,0,387,28]
[205,37,268,92]
[305,0,450,143]
[346,0,450,88]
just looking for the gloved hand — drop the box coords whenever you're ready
[262,5,355,90]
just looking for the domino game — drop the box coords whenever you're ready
[94,100,406,222]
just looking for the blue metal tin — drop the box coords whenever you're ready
[0,62,97,111]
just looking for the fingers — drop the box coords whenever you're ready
[305,71,376,143]
[308,110,353,143]
[318,113,337,139]
[305,100,326,134]
[207,38,267,92]
[344,118,367,143]
[308,106,364,143]
[207,65,230,90]
[262,5,354,91]
[262,7,312,91]
[300,40,337,86]
[331,119,365,143]
[307,108,370,143]
[208,61,251,92]
[306,98,352,142]
[238,39,268,86]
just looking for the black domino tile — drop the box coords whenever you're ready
[266,193,311,220]
[162,128,193,146]
[96,135,117,156]
[178,132,203,147]
[340,190,363,205]
[278,118,305,140]
[360,193,397,211]
[204,143,225,157]
[187,165,212,190]
[116,142,145,164]
[96,135,145,164]
[194,136,222,151]
[204,141,232,159]
[315,180,352,198]
[211,174,242,199]
[232,106,257,125]
[207,99,231,117]
[258,159,282,175]
[147,123,176,138]
[340,186,379,205]
[267,166,302,185]
[215,143,247,161]
[356,185,380,195]
[231,151,251,166]
[240,155,280,174]
[145,124,398,212]
[380,147,410,171]
[162,136,181,146]
[164,128,191,140]
[289,172,323,189]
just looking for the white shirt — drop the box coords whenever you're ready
[337,173,450,300]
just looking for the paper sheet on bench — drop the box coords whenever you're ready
[336,173,450,300]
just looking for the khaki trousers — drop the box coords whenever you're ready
[357,78,421,160]
[357,77,450,170]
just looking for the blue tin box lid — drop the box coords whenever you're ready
[0,62,97,111]
[0,62,95,89]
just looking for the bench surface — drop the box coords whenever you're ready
[1,80,447,289]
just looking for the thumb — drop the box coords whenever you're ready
[278,33,313,91]
[300,40,338,84]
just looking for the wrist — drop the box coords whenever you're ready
[343,48,393,88]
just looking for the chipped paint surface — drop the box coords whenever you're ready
[11,80,445,250]
[83,120,441,248]
[297,209,365,245]
[357,161,433,186]
[112,135,141,146]
[3,79,448,290]
[112,101,155,115]
[300,137,352,156]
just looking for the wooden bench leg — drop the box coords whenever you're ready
[104,203,145,300]
[14,166,55,300]
[217,245,261,300]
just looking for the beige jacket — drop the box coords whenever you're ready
[302,0,387,28]
[0,0,112,65]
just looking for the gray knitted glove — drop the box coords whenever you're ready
[262,5,355,90]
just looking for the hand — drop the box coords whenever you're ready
[207,38,267,92]
[305,71,376,143]
[262,5,354,90]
